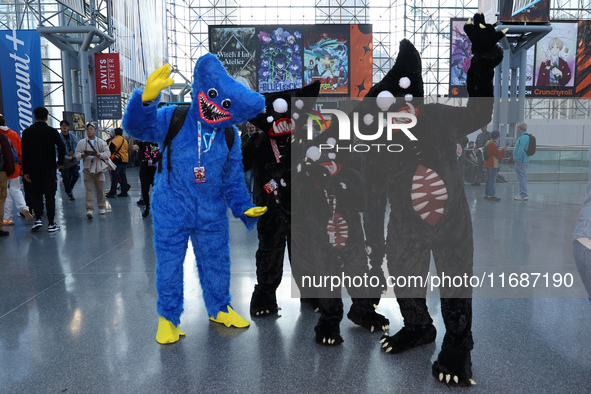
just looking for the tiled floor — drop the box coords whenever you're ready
[1,167,590,393]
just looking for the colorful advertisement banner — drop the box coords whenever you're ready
[94,52,122,119]
[209,24,372,98]
[449,20,590,98]
[499,0,550,23]
[209,27,258,91]
[303,25,349,95]
[257,27,303,93]
[0,29,44,134]
[532,22,577,97]
[449,19,471,98]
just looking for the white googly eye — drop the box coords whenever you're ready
[280,178,287,187]
[267,116,274,123]
[295,99,304,109]
[328,153,336,160]
[327,137,336,145]
[405,94,413,102]
[376,90,396,111]
[306,146,321,161]
[273,98,288,114]
[363,113,374,125]
[366,246,372,255]
[293,112,299,120]
[399,77,411,89]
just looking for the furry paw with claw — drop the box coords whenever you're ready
[432,348,475,387]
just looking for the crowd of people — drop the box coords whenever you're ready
[0,106,159,235]
[459,123,531,202]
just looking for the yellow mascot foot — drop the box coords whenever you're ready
[209,306,250,328]
[156,316,186,344]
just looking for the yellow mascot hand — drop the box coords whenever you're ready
[244,206,268,217]
[142,64,175,103]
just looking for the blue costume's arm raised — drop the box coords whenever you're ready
[223,126,258,230]
[122,90,171,144]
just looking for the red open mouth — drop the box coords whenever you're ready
[269,118,296,136]
[198,91,232,124]
[321,161,342,175]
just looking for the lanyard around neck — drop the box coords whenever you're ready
[197,122,217,165]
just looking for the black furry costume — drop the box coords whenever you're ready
[293,124,390,345]
[359,14,505,385]
[242,82,321,317]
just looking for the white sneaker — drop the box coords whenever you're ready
[31,220,43,231]
[47,223,60,232]
[99,209,106,215]
[514,195,528,201]
[86,211,93,219]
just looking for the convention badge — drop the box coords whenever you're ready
[263,179,278,194]
[194,166,206,183]
[147,159,153,166]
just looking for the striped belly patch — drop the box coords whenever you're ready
[411,164,448,226]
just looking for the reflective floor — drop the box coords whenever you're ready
[1,167,590,393]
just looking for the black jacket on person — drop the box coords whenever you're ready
[21,121,66,175]
[0,132,15,176]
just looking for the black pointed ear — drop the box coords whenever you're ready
[396,39,422,72]
[299,81,321,98]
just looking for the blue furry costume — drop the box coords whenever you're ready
[122,54,265,334]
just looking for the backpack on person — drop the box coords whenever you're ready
[7,139,19,165]
[524,133,536,156]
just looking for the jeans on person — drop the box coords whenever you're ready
[108,162,128,195]
[573,240,591,302]
[61,165,79,195]
[485,167,498,197]
[514,161,528,197]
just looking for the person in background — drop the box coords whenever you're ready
[0,131,16,237]
[1,114,33,225]
[59,120,79,200]
[513,122,530,201]
[21,106,66,232]
[483,129,508,201]
[241,122,257,201]
[75,122,110,219]
[132,140,159,217]
[471,125,490,186]
[106,128,129,198]
[572,144,591,301]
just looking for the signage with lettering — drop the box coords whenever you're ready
[0,30,44,135]
[94,52,122,119]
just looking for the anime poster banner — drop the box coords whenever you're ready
[533,22,577,97]
[257,27,303,93]
[449,19,471,98]
[209,27,257,91]
[499,0,550,23]
[303,25,350,95]
[575,20,591,98]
